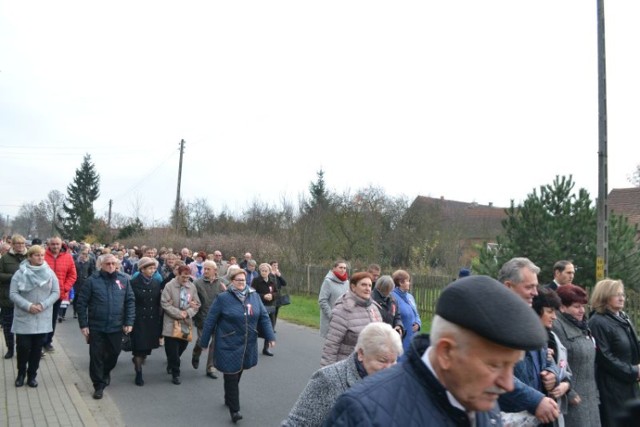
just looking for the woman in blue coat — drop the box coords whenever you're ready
[199,267,276,424]
[391,269,421,353]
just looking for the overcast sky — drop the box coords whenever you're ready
[1,1,639,225]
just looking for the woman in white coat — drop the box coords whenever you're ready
[9,245,60,387]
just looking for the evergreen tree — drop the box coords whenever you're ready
[304,169,331,213]
[474,175,640,289]
[57,154,100,240]
[117,217,145,239]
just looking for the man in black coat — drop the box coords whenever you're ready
[545,260,575,291]
[324,275,548,426]
[76,254,135,400]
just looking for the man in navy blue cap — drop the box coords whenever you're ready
[324,275,548,427]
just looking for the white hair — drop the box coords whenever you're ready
[429,315,473,352]
[355,322,403,357]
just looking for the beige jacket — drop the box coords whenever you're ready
[161,278,200,337]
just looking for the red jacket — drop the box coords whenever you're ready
[45,249,77,301]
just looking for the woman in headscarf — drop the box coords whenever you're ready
[9,245,60,387]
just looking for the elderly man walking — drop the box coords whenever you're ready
[76,254,135,400]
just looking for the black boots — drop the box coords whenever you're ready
[15,373,25,387]
[14,371,36,387]
[27,375,38,388]
[93,387,104,399]
[3,332,14,358]
[262,341,274,357]
[230,411,243,423]
[192,343,201,369]
[133,356,144,386]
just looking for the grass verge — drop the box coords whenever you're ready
[277,293,432,334]
[277,294,320,329]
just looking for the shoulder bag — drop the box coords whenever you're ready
[172,317,193,342]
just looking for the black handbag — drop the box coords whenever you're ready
[121,333,132,352]
[277,293,291,307]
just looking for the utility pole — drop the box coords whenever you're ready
[174,139,185,231]
[108,199,113,227]
[596,0,608,280]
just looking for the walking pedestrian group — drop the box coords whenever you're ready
[2,236,640,426]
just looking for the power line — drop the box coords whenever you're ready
[96,148,179,213]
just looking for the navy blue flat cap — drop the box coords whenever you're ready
[436,275,546,351]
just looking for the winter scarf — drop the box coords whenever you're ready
[230,283,249,303]
[14,260,55,293]
[334,270,348,282]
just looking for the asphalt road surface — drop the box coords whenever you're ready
[55,315,325,426]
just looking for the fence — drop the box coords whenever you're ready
[280,265,640,331]
[280,265,452,323]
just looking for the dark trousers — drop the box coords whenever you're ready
[1,307,14,350]
[164,337,188,376]
[273,307,280,329]
[16,333,45,378]
[194,327,216,371]
[89,331,122,389]
[45,299,62,346]
[264,311,276,350]
[223,371,244,412]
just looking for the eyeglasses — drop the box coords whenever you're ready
[103,262,117,266]
[233,278,246,283]
[615,293,626,298]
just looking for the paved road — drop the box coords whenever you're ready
[55,317,325,426]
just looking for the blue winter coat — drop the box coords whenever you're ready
[199,287,275,374]
[324,334,503,426]
[76,270,135,333]
[392,287,421,352]
[498,347,561,414]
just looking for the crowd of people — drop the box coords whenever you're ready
[2,235,640,426]
[305,257,639,426]
[0,236,285,424]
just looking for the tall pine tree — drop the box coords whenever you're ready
[474,175,640,289]
[57,154,100,240]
